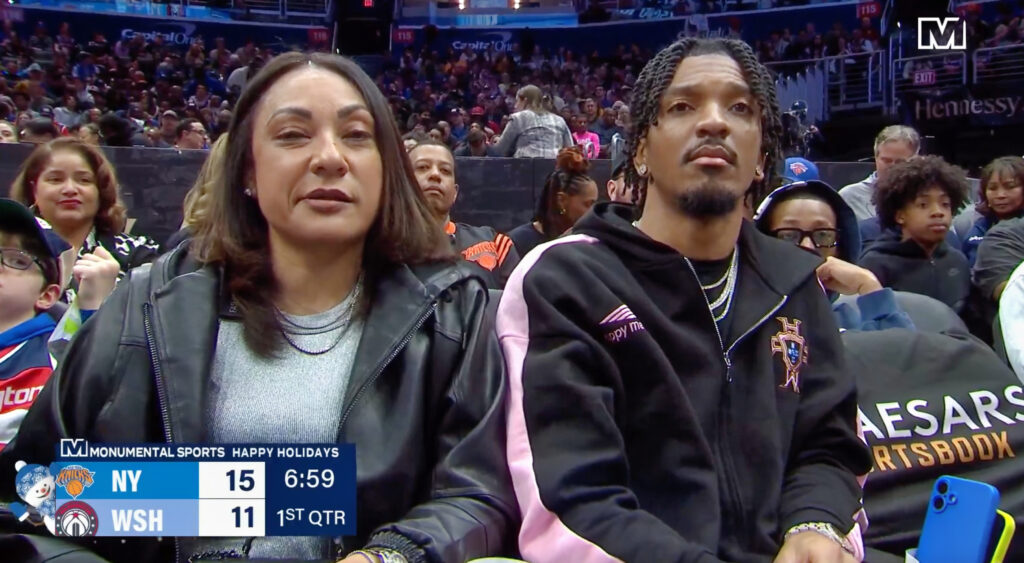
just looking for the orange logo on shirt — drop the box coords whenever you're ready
[463,242,499,271]
[461,234,513,271]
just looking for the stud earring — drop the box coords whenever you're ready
[559,208,566,215]
[637,163,648,176]
[244,188,253,197]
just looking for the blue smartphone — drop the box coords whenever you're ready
[917,476,1001,563]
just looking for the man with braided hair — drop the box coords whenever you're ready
[496,38,872,562]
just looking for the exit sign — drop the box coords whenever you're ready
[913,69,937,86]
[363,0,373,6]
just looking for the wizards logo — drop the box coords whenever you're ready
[771,317,808,393]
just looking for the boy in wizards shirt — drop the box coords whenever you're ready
[0,198,118,451]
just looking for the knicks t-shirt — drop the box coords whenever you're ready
[447,221,520,290]
[0,314,57,451]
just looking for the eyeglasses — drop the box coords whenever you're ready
[770,228,839,248]
[0,247,44,272]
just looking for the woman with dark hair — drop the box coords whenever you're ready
[8,137,159,287]
[0,52,516,563]
[507,146,598,255]
[962,156,1024,266]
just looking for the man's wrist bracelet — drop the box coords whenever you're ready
[348,549,409,563]
[784,521,855,556]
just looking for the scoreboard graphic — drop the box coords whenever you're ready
[10,441,356,538]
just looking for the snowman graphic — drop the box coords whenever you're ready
[9,460,56,534]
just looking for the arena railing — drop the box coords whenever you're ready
[764,51,885,115]
[973,43,1024,86]
[889,51,968,103]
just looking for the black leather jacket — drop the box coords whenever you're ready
[0,246,518,563]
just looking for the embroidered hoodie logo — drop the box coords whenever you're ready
[771,317,808,393]
[600,305,645,343]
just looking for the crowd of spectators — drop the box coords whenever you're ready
[3,2,1018,158]
[0,18,275,149]
[0,5,887,158]
[379,43,647,157]
[376,15,880,157]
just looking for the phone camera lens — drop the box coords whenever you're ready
[933,496,945,511]
[937,481,949,494]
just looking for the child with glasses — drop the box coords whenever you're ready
[0,199,68,459]
[754,180,915,331]
[0,199,119,454]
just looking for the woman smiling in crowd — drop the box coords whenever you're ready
[9,138,160,302]
[962,156,1024,266]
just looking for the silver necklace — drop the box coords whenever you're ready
[277,275,363,356]
[685,247,739,323]
[706,249,738,322]
[705,249,738,311]
[701,262,730,291]
[632,220,738,323]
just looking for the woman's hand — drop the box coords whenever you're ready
[73,246,120,310]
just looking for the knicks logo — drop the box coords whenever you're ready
[789,161,808,176]
[771,317,808,393]
[462,242,499,271]
[56,465,95,499]
[461,235,514,272]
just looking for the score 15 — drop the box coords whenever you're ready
[199,462,266,499]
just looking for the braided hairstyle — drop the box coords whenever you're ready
[625,38,783,213]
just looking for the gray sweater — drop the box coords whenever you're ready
[838,172,878,222]
[181,293,364,562]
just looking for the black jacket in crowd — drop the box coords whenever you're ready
[496,202,873,562]
[0,246,518,563]
[859,232,971,313]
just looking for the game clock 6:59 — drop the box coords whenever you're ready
[284,468,335,489]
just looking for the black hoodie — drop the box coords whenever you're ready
[859,233,970,313]
[496,202,872,562]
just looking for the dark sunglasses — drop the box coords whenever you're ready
[0,247,44,272]
[770,228,839,248]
